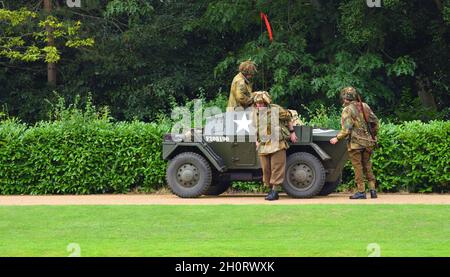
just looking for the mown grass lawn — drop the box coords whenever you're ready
[0,205,449,257]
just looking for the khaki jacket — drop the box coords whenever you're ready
[227,72,253,111]
[254,104,292,155]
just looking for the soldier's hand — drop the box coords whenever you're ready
[330,137,338,145]
[290,132,298,143]
[256,141,260,150]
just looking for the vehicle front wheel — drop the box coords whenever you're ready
[318,175,342,196]
[166,152,212,198]
[282,152,326,198]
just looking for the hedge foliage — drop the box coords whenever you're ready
[372,120,450,192]
[0,115,448,194]
[340,120,450,193]
[0,116,168,194]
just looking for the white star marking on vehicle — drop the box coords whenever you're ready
[234,113,252,133]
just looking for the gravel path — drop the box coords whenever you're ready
[1,193,449,205]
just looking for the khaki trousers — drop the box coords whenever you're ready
[259,149,286,187]
[348,148,376,192]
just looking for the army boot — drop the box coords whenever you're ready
[370,189,378,199]
[266,190,279,201]
[349,191,367,199]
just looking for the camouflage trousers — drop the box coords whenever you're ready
[259,149,286,188]
[348,148,376,192]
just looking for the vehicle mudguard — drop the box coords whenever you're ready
[163,142,227,172]
[308,142,332,161]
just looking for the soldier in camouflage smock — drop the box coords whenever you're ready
[227,60,257,111]
[330,87,380,199]
[253,91,298,201]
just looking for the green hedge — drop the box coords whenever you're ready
[372,120,450,192]
[0,117,448,194]
[341,120,450,193]
[0,118,167,194]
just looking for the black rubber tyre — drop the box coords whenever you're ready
[166,152,212,198]
[204,177,232,196]
[282,152,326,198]
[318,175,342,196]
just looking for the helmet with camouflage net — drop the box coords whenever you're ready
[253,91,271,105]
[340,86,358,101]
[239,60,257,75]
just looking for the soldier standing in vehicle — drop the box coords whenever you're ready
[253,91,298,201]
[227,60,257,111]
[330,87,380,199]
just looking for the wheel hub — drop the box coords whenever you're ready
[177,164,199,187]
[294,170,307,182]
[289,163,314,189]
[181,170,194,182]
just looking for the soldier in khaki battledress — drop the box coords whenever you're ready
[253,91,298,201]
[227,60,257,111]
[330,87,380,199]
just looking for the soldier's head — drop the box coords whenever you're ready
[239,60,257,81]
[340,86,358,104]
[253,91,271,109]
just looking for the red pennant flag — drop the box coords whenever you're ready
[260,12,273,42]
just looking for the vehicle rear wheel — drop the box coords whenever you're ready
[282,152,326,198]
[318,175,342,196]
[204,177,231,196]
[166,152,212,198]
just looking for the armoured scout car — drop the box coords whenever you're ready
[162,111,348,198]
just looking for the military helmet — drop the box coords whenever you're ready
[340,86,358,101]
[253,91,271,105]
[239,60,257,75]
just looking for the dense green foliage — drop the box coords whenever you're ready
[0,1,448,194]
[0,7,93,63]
[0,98,448,194]
[372,121,450,192]
[0,0,449,123]
[340,120,450,193]
[0,98,169,194]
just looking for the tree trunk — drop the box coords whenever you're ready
[44,0,56,86]
[416,75,437,111]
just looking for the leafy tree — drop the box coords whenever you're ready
[0,1,93,85]
[0,0,448,123]
[201,0,449,120]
